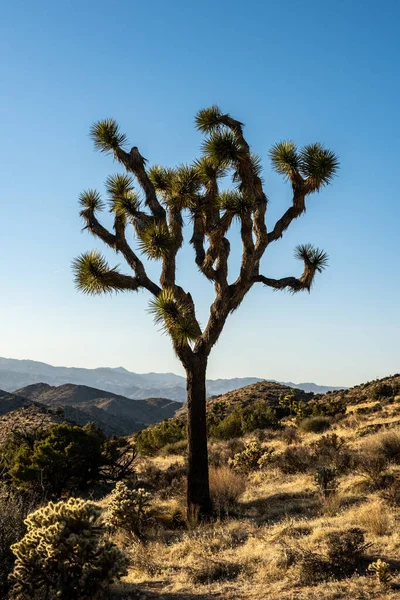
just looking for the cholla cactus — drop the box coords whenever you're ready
[368,559,392,587]
[9,497,128,600]
[228,441,272,473]
[105,482,151,536]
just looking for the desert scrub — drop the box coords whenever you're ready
[299,416,332,433]
[9,497,127,600]
[228,441,274,473]
[277,444,314,474]
[209,466,247,516]
[355,500,394,536]
[0,489,35,599]
[105,482,151,537]
[314,466,338,498]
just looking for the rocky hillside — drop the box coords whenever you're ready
[317,373,400,406]
[0,388,30,416]
[1,383,181,438]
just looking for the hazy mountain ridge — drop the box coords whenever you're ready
[0,357,346,400]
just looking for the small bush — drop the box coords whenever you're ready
[277,445,314,474]
[141,461,186,498]
[105,482,151,536]
[314,466,338,498]
[374,431,400,463]
[370,382,393,400]
[9,497,128,600]
[325,528,370,575]
[299,416,332,433]
[356,450,390,488]
[280,427,299,445]
[134,418,186,455]
[209,466,246,515]
[310,433,353,472]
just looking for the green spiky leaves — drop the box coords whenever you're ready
[90,119,127,154]
[195,105,224,133]
[270,141,339,192]
[202,131,245,167]
[105,174,140,219]
[219,191,254,217]
[72,251,134,295]
[270,141,300,178]
[79,190,105,217]
[300,144,339,191]
[137,222,173,259]
[148,166,175,194]
[149,289,201,347]
[295,243,329,273]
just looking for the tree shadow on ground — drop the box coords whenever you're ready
[238,490,320,522]
[111,580,224,599]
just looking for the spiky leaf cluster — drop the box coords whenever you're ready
[300,144,339,191]
[295,243,329,272]
[195,105,224,133]
[219,190,254,217]
[269,141,299,178]
[90,118,127,153]
[10,497,128,600]
[137,222,173,259]
[72,251,122,294]
[202,130,245,166]
[270,141,338,191]
[148,165,175,194]
[149,289,201,346]
[167,165,202,209]
[105,173,140,218]
[79,189,105,217]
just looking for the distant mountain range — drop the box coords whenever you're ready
[0,383,181,438]
[0,357,346,401]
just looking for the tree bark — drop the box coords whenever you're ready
[186,354,212,521]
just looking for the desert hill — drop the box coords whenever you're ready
[1,383,181,438]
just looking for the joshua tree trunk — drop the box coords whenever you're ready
[185,354,212,521]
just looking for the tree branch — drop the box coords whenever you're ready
[115,147,166,221]
[267,190,306,244]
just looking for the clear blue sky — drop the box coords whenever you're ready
[1,0,399,386]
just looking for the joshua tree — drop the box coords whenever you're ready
[73,106,338,519]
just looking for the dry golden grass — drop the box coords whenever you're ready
[107,392,400,600]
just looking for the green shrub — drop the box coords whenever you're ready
[299,416,332,433]
[370,382,394,400]
[8,423,133,497]
[105,482,151,536]
[134,418,186,455]
[209,410,243,440]
[9,497,127,600]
